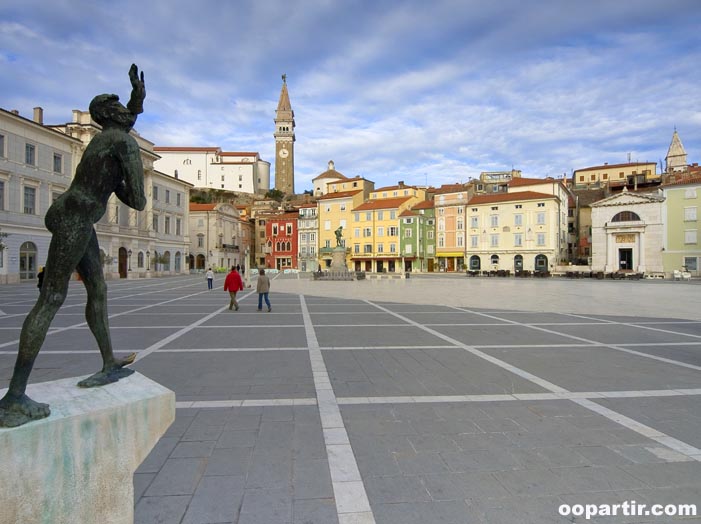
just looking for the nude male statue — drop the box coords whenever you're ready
[0,65,147,428]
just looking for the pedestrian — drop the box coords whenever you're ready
[236,264,241,272]
[256,268,271,312]
[37,267,45,290]
[224,266,244,311]
[206,267,214,290]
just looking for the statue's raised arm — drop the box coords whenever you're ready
[127,64,145,116]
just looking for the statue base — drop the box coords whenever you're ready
[0,372,174,524]
[330,246,347,271]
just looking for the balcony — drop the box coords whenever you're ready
[221,244,239,251]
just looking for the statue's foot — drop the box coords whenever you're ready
[77,352,137,388]
[0,394,50,428]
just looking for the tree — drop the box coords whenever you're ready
[265,189,285,202]
[0,227,7,252]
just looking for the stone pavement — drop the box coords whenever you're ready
[1,274,700,523]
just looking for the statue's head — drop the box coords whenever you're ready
[89,94,137,130]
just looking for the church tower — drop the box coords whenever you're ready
[666,129,688,173]
[274,74,295,195]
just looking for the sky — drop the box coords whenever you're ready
[2,0,701,191]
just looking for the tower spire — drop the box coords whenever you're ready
[665,128,687,174]
[274,75,295,194]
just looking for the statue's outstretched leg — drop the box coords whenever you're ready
[0,233,80,427]
[76,232,135,388]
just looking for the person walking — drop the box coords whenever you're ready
[256,268,271,312]
[206,267,214,290]
[36,267,45,290]
[224,266,244,311]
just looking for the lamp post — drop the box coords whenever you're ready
[127,249,132,271]
[146,250,150,271]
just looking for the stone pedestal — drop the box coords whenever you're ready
[331,247,347,271]
[0,373,175,524]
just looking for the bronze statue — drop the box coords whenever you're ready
[0,65,147,428]
[334,226,344,247]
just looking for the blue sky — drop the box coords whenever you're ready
[2,0,701,191]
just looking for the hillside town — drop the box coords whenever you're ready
[1,78,700,284]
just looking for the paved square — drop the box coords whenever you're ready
[2,274,701,523]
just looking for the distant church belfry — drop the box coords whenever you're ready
[665,128,687,173]
[274,74,295,194]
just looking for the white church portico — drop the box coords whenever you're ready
[591,188,665,275]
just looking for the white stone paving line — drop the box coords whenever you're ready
[0,281,215,349]
[300,295,376,524]
[367,300,701,462]
[175,398,317,408]
[459,307,701,372]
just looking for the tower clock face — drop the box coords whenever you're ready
[279,148,289,158]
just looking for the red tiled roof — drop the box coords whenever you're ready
[316,189,363,200]
[269,212,299,221]
[399,210,416,217]
[574,162,656,173]
[189,203,217,211]
[468,191,557,205]
[354,196,411,211]
[155,146,220,152]
[298,203,317,208]
[434,183,469,194]
[507,177,558,187]
[411,200,434,210]
[374,184,419,192]
[315,170,347,180]
[663,175,701,187]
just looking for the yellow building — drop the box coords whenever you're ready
[348,183,428,273]
[317,177,374,268]
[572,162,658,189]
[465,191,562,274]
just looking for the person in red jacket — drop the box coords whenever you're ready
[223,266,244,311]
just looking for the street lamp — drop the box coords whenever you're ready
[146,250,150,270]
[127,249,132,271]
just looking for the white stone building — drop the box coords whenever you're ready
[189,203,247,272]
[297,204,318,272]
[154,147,270,195]
[0,107,80,283]
[590,188,665,274]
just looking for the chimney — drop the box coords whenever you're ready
[33,107,44,125]
[398,180,405,187]
[10,109,19,115]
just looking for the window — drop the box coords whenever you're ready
[438,208,445,216]
[0,134,4,157]
[515,204,522,209]
[390,211,396,219]
[340,203,346,211]
[611,211,641,222]
[363,227,372,237]
[364,244,372,253]
[221,175,225,182]
[152,214,159,232]
[537,233,546,246]
[377,244,384,253]
[23,186,36,214]
[164,216,171,234]
[310,246,315,255]
[323,220,330,231]
[301,233,307,242]
[325,205,331,212]
[377,227,384,237]
[438,235,445,248]
[427,245,434,254]
[405,229,412,238]
[490,215,498,227]
[197,170,202,181]
[457,207,463,214]
[490,234,499,247]
[684,207,697,221]
[366,212,372,221]
[470,216,479,228]
[537,212,545,225]
[53,153,62,173]
[428,231,434,239]
[388,226,398,236]
[685,230,697,244]
[470,235,478,248]
[515,214,523,226]
[405,244,413,254]
[353,228,359,239]
[457,234,464,247]
[514,233,523,246]
[390,243,396,253]
[176,218,181,236]
[325,240,331,248]
[579,176,584,182]
[684,257,698,271]
[537,202,545,207]
[153,186,159,200]
[457,218,464,230]
[286,224,293,235]
[272,224,279,235]
[0,180,4,211]
[684,189,697,199]
[354,244,360,254]
[25,144,36,165]
[165,190,170,203]
[377,211,384,220]
[354,213,360,222]
[177,193,181,206]
[310,233,315,241]
[438,218,445,231]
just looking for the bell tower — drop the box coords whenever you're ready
[274,74,295,195]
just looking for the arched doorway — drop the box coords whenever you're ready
[490,254,500,268]
[514,255,523,271]
[196,254,206,270]
[118,247,128,278]
[174,251,181,272]
[19,241,38,281]
[189,254,195,270]
[162,251,171,272]
[469,255,481,270]
[535,254,548,273]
